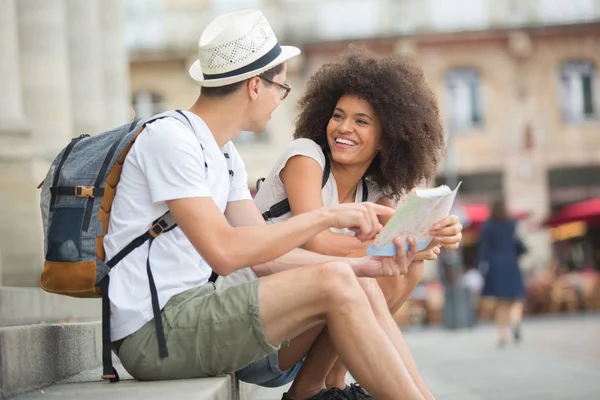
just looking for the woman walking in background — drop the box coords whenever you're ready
[478,198,527,347]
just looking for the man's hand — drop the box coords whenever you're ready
[428,215,463,250]
[326,202,396,241]
[354,236,419,277]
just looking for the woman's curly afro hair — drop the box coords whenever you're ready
[294,44,445,198]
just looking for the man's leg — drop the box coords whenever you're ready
[258,262,423,400]
[357,278,434,400]
[325,264,425,391]
[285,276,433,400]
[234,276,406,391]
[324,275,408,390]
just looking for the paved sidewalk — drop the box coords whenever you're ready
[253,312,600,399]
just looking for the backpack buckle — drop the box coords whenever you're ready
[149,220,168,237]
[74,185,95,198]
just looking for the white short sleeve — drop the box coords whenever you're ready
[224,142,252,202]
[253,138,329,220]
[273,138,326,186]
[134,118,211,203]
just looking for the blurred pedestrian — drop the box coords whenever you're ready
[477,198,527,347]
[462,265,484,326]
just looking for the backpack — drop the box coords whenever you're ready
[258,152,368,221]
[38,110,233,382]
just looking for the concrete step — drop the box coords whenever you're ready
[0,322,102,399]
[0,287,101,327]
[0,321,258,400]
[12,363,258,400]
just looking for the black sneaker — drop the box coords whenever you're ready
[342,383,375,399]
[282,387,348,400]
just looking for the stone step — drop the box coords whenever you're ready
[11,364,258,400]
[0,321,258,400]
[0,322,102,399]
[0,287,101,327]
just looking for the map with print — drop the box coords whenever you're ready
[367,182,461,256]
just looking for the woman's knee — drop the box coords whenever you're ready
[358,277,391,308]
[375,275,405,303]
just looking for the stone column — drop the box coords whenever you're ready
[0,0,31,157]
[1,0,74,286]
[0,0,28,133]
[18,0,73,156]
[0,0,37,286]
[101,0,132,127]
[66,0,106,135]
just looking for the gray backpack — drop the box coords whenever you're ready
[38,110,230,383]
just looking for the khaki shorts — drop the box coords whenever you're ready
[116,280,281,380]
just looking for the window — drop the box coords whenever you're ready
[428,0,486,31]
[559,61,597,123]
[124,0,165,50]
[445,68,484,131]
[132,91,166,120]
[537,0,595,24]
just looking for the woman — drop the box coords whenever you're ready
[220,45,461,400]
[478,198,527,347]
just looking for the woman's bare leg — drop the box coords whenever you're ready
[495,300,510,345]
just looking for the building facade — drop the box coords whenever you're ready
[125,0,600,276]
[0,0,131,286]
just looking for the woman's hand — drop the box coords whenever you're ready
[428,215,463,250]
[414,245,441,261]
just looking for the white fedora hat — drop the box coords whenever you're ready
[189,10,300,87]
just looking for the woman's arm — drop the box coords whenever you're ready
[280,155,389,256]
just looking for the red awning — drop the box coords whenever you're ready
[463,203,490,225]
[460,203,528,230]
[544,198,600,227]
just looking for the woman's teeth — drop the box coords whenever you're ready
[335,138,357,146]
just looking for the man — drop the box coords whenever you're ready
[104,10,460,400]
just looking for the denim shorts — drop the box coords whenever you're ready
[236,351,304,388]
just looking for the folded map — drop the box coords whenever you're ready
[367,182,462,256]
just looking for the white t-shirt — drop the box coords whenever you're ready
[216,138,386,290]
[104,111,252,341]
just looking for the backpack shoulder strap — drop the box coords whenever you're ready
[322,152,331,188]
[223,151,235,181]
[98,114,193,382]
[105,109,197,265]
[117,109,194,239]
[145,109,194,133]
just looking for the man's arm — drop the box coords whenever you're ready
[224,199,380,276]
[168,196,393,277]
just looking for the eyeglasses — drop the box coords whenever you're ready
[259,76,291,100]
